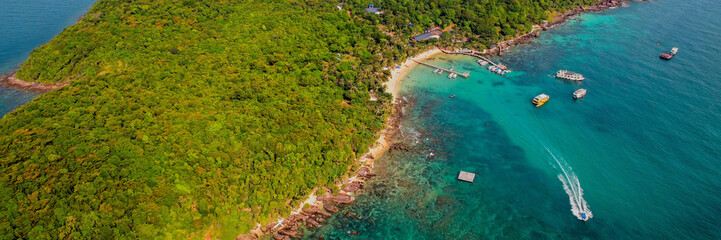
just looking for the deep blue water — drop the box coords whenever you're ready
[307,0,721,239]
[0,0,96,116]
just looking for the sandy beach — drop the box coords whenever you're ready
[385,47,443,100]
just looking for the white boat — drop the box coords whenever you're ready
[556,70,585,81]
[670,47,678,55]
[433,68,439,73]
[477,60,488,66]
[573,88,587,99]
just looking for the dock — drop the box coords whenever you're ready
[412,59,470,78]
[441,49,507,70]
[457,171,476,183]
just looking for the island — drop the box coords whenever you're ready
[0,0,614,239]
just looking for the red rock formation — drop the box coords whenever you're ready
[307,218,320,228]
[323,204,339,213]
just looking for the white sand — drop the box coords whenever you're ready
[384,48,443,100]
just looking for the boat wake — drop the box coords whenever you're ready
[486,90,592,221]
[546,147,592,221]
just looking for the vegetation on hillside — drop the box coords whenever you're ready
[349,0,597,48]
[1,0,597,239]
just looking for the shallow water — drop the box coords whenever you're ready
[307,0,721,239]
[0,0,96,116]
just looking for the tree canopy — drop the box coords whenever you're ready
[1,0,596,239]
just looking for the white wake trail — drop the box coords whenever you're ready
[545,147,592,221]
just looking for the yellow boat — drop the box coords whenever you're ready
[532,94,549,107]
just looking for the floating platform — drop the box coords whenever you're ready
[457,171,476,183]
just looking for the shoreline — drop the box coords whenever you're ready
[0,71,67,92]
[244,48,442,240]
[251,1,631,239]
[484,0,627,56]
[385,48,444,100]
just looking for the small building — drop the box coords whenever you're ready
[412,33,440,41]
[412,28,443,42]
[365,3,383,14]
[337,3,343,10]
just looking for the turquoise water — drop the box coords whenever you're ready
[307,0,721,239]
[0,0,96,116]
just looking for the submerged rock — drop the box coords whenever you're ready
[389,143,411,151]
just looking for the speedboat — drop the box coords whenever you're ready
[580,212,589,221]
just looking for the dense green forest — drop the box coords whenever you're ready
[1,0,597,239]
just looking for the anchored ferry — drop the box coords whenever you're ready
[573,88,587,99]
[532,94,550,107]
[556,70,585,81]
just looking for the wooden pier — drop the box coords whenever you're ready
[441,49,507,70]
[411,59,470,78]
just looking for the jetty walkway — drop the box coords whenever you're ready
[412,59,470,78]
[441,49,507,70]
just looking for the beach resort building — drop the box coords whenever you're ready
[412,28,443,42]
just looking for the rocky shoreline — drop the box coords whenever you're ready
[0,71,68,92]
[485,0,629,56]
[237,98,408,240]
[240,1,636,239]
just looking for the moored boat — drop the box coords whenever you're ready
[573,88,587,99]
[556,70,585,81]
[532,94,550,107]
[477,60,488,66]
[661,47,678,60]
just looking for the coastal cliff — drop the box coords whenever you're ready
[0,0,614,239]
